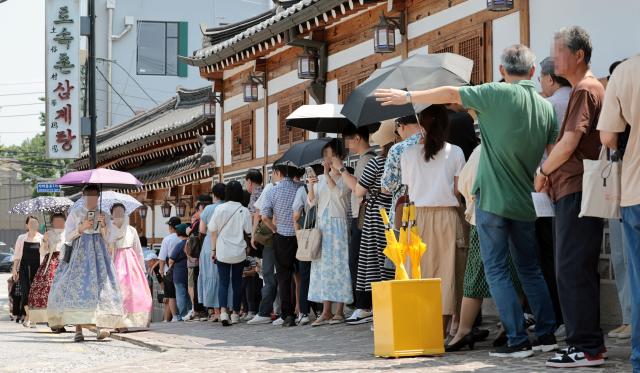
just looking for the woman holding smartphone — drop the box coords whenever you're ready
[47,184,124,342]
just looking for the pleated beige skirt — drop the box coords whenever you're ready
[413,206,460,316]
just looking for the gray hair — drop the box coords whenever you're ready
[501,44,536,76]
[554,26,592,64]
[540,57,556,76]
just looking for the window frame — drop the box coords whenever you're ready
[137,21,180,76]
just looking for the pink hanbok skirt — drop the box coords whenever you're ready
[113,247,152,328]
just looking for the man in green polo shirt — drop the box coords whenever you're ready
[375,44,558,358]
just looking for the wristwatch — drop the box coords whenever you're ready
[405,91,412,103]
[339,167,347,174]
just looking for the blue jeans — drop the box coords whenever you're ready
[621,205,640,371]
[217,261,243,312]
[610,218,632,324]
[475,198,556,346]
[258,244,277,317]
[174,282,192,320]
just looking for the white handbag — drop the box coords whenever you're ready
[579,146,621,219]
[295,207,322,261]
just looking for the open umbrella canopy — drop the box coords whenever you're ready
[274,138,339,168]
[73,191,143,215]
[341,53,473,126]
[9,196,74,215]
[55,168,143,190]
[285,103,380,133]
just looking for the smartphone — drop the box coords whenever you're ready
[87,211,96,221]
[306,166,316,178]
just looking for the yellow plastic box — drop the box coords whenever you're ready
[372,278,444,358]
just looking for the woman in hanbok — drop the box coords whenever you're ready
[27,213,66,332]
[47,185,124,342]
[108,203,152,331]
[11,215,44,328]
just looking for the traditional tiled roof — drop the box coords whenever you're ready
[182,0,370,69]
[130,153,215,191]
[76,86,213,162]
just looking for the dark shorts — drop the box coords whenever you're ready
[163,274,176,299]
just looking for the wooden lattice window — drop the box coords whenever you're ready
[232,112,253,160]
[430,24,485,85]
[339,66,375,104]
[278,94,306,150]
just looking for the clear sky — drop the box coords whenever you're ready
[0,0,45,147]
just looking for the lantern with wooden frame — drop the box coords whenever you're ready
[138,205,148,220]
[161,201,172,218]
[297,49,318,80]
[177,200,187,217]
[242,73,265,102]
[487,0,514,11]
[374,13,405,54]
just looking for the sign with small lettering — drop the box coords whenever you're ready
[46,1,81,159]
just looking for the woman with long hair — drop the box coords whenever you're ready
[11,215,44,327]
[307,139,353,326]
[108,203,152,330]
[400,104,466,332]
[27,213,66,332]
[47,184,124,342]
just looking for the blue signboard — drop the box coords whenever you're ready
[37,183,61,193]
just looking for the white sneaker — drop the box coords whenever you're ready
[298,314,310,326]
[346,309,373,325]
[220,312,231,326]
[247,315,273,325]
[272,317,285,326]
[170,316,180,322]
[243,312,256,322]
[231,313,240,324]
[554,324,567,341]
[184,310,194,320]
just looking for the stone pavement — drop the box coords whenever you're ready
[102,317,632,373]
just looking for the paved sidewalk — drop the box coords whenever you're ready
[102,318,632,372]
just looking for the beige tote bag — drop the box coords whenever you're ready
[295,207,322,261]
[579,146,621,219]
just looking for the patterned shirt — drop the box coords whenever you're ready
[260,178,299,237]
[248,185,263,214]
[381,132,423,226]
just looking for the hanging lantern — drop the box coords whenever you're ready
[374,17,396,53]
[161,202,172,218]
[297,50,318,80]
[242,74,265,102]
[243,77,259,102]
[138,205,148,220]
[487,0,514,11]
[177,201,187,217]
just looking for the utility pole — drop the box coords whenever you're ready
[88,0,98,169]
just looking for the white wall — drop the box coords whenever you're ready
[153,205,172,238]
[93,0,271,129]
[255,108,265,158]
[530,0,640,84]
[492,12,520,82]
[223,119,232,165]
[267,103,279,155]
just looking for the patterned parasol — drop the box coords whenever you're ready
[73,191,142,215]
[9,197,74,215]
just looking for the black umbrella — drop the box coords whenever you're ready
[341,53,473,126]
[274,138,340,168]
[285,103,380,133]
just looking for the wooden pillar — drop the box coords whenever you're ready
[519,0,530,46]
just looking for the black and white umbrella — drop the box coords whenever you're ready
[9,196,74,215]
[285,103,380,133]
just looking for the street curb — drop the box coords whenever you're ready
[109,332,169,353]
[86,326,169,353]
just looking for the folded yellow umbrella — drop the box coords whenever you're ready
[380,208,408,280]
[407,203,427,279]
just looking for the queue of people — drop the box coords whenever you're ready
[5,24,640,371]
